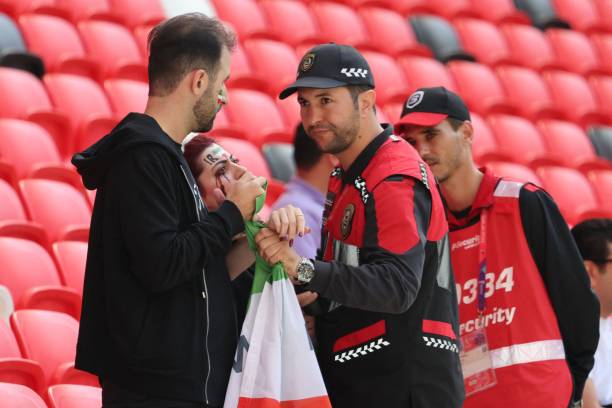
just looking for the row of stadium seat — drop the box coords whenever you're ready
[0,382,100,408]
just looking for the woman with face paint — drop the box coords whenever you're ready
[184,134,310,281]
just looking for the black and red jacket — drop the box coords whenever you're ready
[305,127,465,408]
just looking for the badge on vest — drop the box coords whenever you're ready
[340,204,355,240]
[460,327,497,397]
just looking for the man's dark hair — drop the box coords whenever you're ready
[572,218,612,266]
[347,85,375,112]
[147,13,236,97]
[294,123,324,171]
[447,117,465,131]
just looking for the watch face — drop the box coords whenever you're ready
[298,259,314,283]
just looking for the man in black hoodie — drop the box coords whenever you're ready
[72,14,266,407]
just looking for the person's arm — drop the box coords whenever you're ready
[258,176,432,314]
[519,186,600,404]
[115,145,244,292]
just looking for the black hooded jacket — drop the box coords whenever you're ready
[72,113,245,405]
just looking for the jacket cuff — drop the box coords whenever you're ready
[214,200,245,237]
[307,260,333,294]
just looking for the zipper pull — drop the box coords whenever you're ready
[202,291,206,299]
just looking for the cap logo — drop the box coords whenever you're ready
[340,68,368,78]
[406,91,425,109]
[300,53,315,72]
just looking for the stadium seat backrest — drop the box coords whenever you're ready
[103,79,148,117]
[0,179,27,222]
[588,127,612,161]
[242,39,299,96]
[0,319,21,358]
[536,166,599,224]
[107,0,164,28]
[587,170,612,209]
[18,179,91,243]
[259,0,321,47]
[48,384,102,408]
[0,382,47,408]
[542,70,600,121]
[447,61,508,114]
[502,24,559,71]
[409,15,474,63]
[469,0,531,24]
[10,310,79,384]
[0,237,63,306]
[211,0,269,40]
[552,0,603,33]
[487,114,548,164]
[537,119,597,167]
[470,112,499,163]
[309,2,369,47]
[591,34,612,74]
[486,161,543,185]
[358,7,427,57]
[77,20,143,76]
[18,14,87,73]
[52,241,87,294]
[0,119,62,179]
[589,75,612,115]
[546,28,603,75]
[495,65,556,120]
[360,51,409,105]
[454,18,512,66]
[54,0,114,23]
[397,56,457,93]
[0,67,53,118]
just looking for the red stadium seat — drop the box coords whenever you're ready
[589,75,612,117]
[454,18,514,66]
[546,29,608,76]
[397,56,458,93]
[594,0,612,32]
[276,94,300,133]
[552,0,609,34]
[309,2,371,49]
[259,0,325,47]
[43,73,117,153]
[48,384,101,408]
[447,61,516,115]
[18,14,97,78]
[358,7,432,58]
[360,51,409,105]
[132,24,154,60]
[0,0,65,20]
[77,20,146,82]
[52,241,87,294]
[103,79,148,118]
[496,65,565,121]
[427,0,479,19]
[382,102,403,125]
[542,70,610,127]
[487,114,555,167]
[0,179,47,248]
[485,161,543,185]
[501,24,564,71]
[19,179,91,244]
[107,0,164,29]
[587,169,612,211]
[224,42,267,93]
[0,237,81,318]
[537,119,609,171]
[470,112,512,165]
[359,0,433,15]
[0,382,47,408]
[0,68,71,157]
[0,119,66,179]
[224,89,291,146]
[469,0,531,25]
[242,39,299,97]
[211,0,276,41]
[54,0,119,24]
[591,34,612,74]
[0,320,45,396]
[10,310,85,385]
[535,166,600,225]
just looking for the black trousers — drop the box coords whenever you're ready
[101,379,220,408]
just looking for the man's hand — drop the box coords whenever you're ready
[267,204,311,242]
[255,227,301,277]
[222,171,266,219]
[297,291,318,307]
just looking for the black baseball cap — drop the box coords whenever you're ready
[395,87,470,127]
[279,43,375,100]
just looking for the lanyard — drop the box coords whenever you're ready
[477,210,488,315]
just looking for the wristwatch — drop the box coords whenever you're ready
[295,258,315,284]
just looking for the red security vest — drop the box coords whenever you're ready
[450,174,573,408]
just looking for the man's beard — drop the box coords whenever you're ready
[310,108,360,155]
[193,88,218,133]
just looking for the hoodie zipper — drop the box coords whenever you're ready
[180,165,211,405]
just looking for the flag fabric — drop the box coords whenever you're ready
[223,187,331,408]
